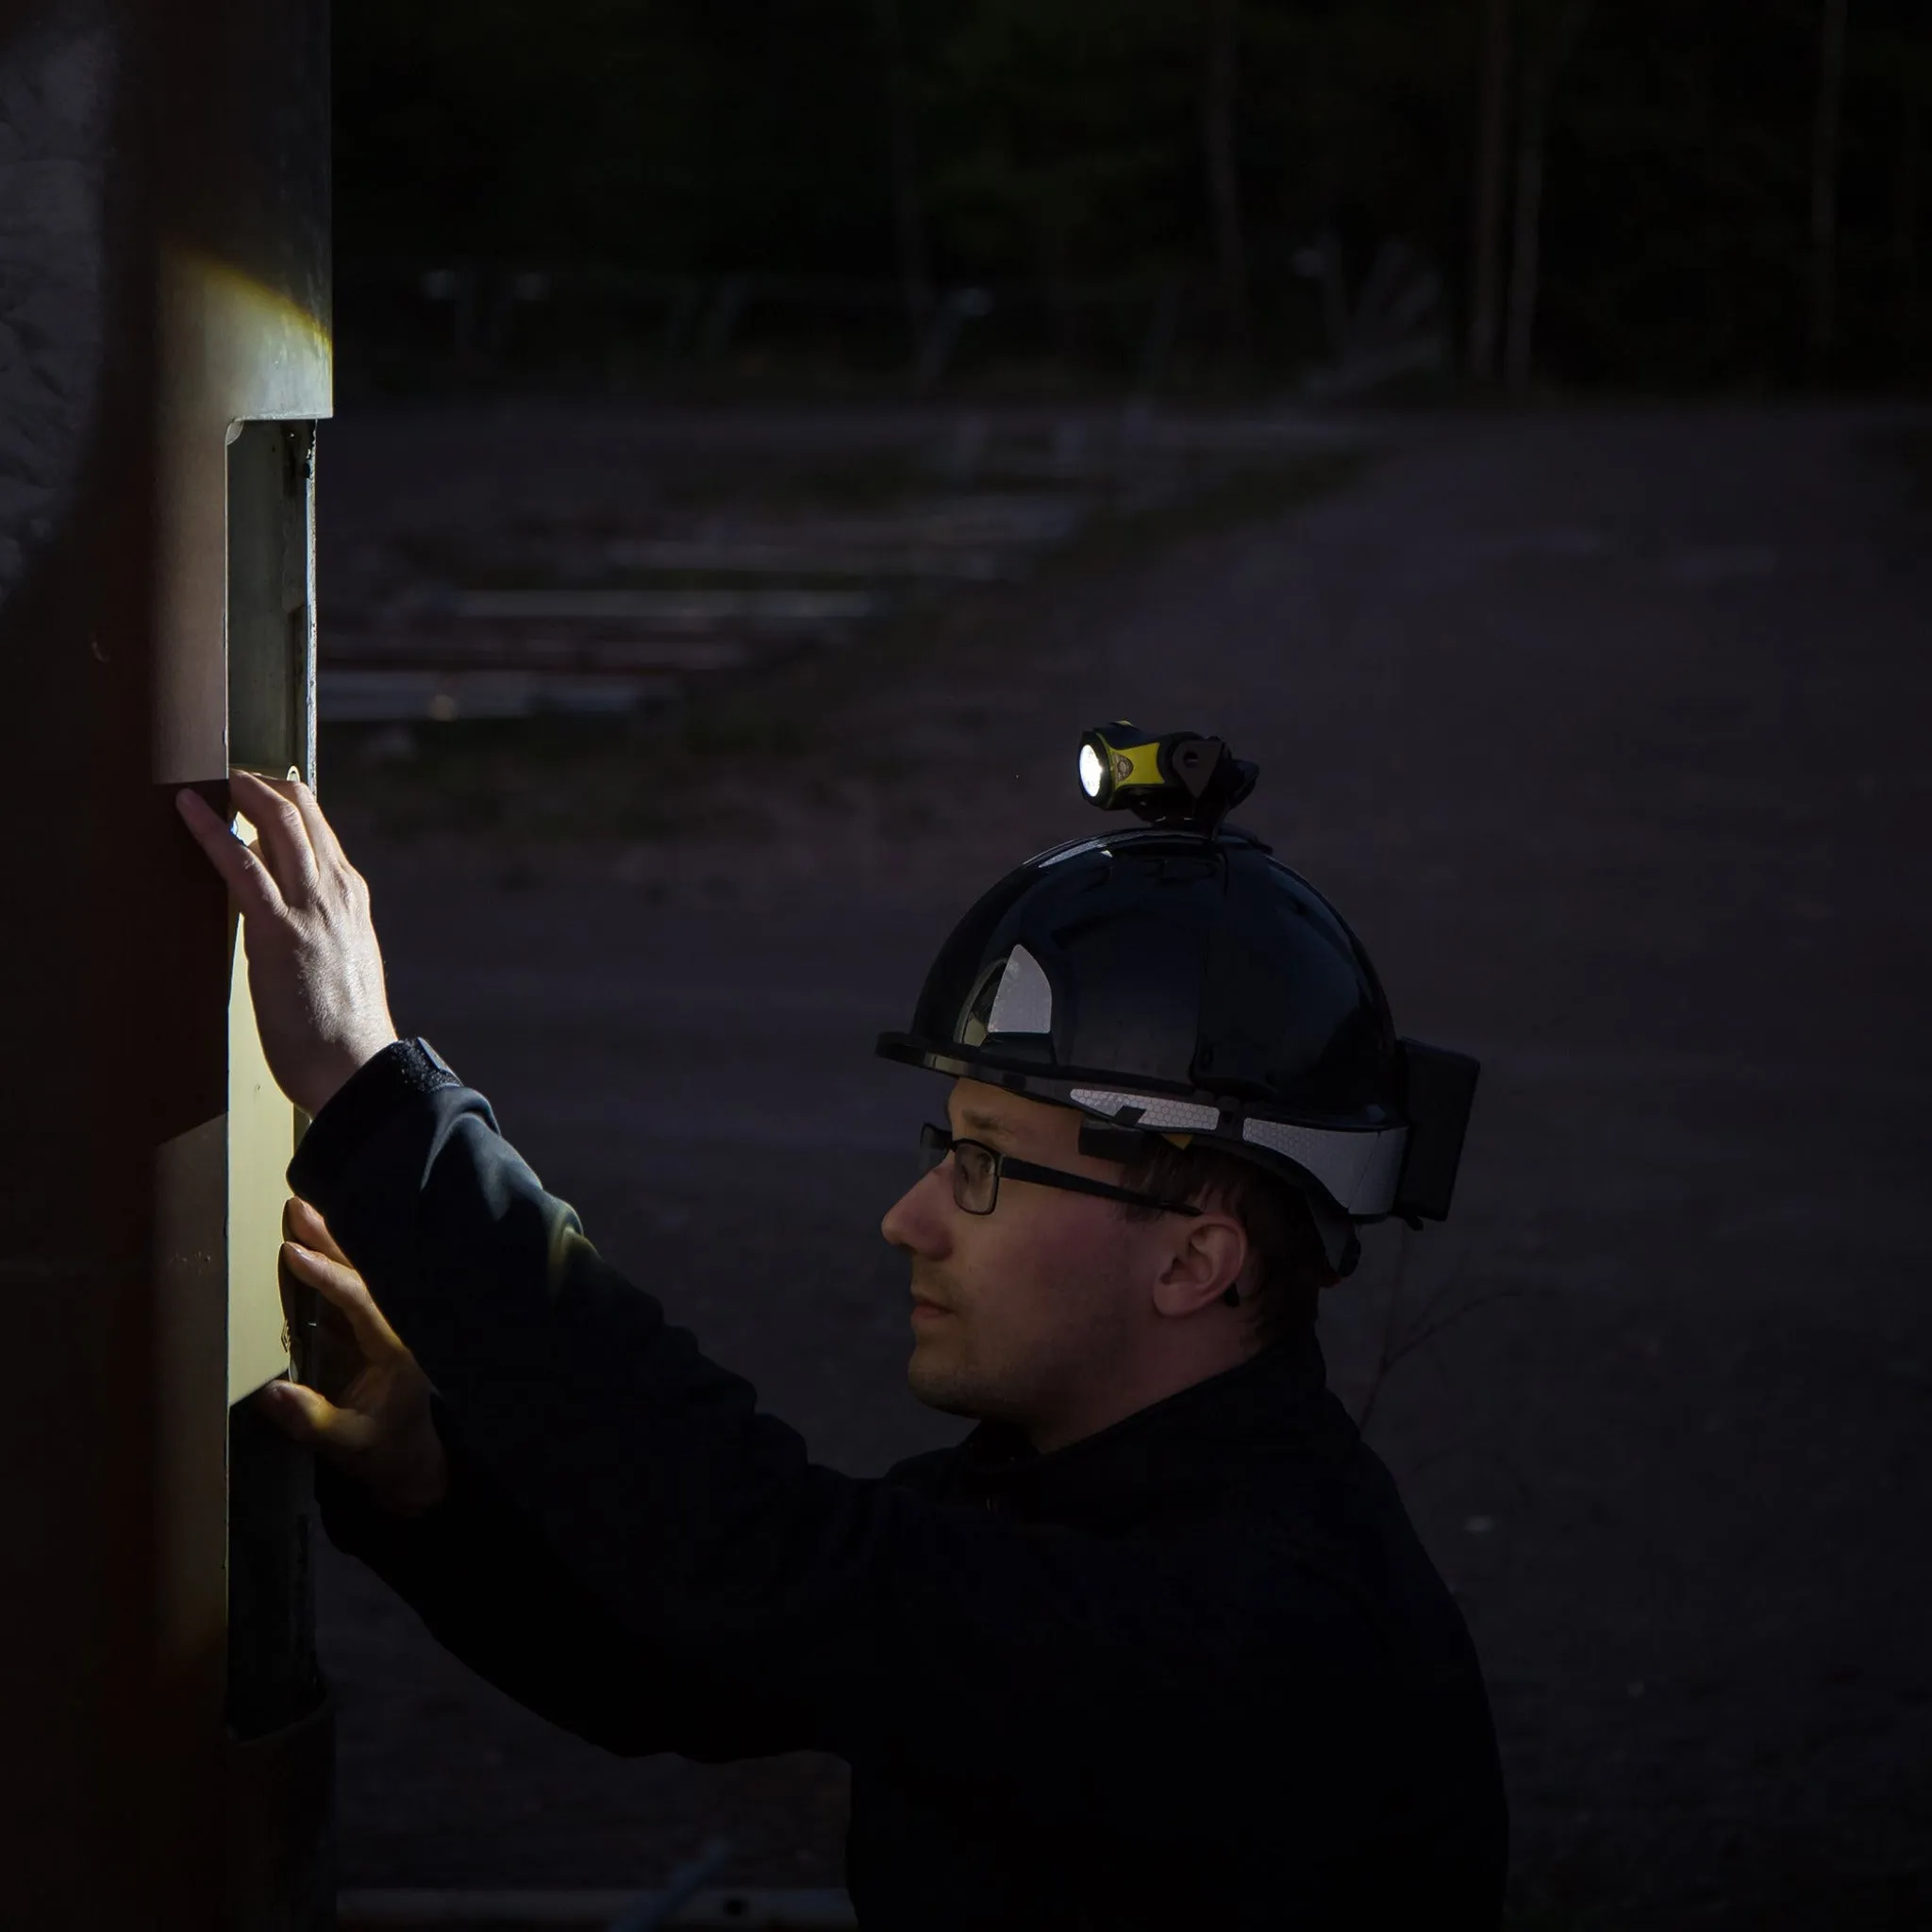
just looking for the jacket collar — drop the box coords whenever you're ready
[948,1326,1340,1527]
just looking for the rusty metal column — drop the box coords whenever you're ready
[0,2,333,1926]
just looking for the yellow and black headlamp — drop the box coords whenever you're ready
[1076,722,1258,831]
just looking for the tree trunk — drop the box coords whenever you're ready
[1503,67,1547,394]
[874,0,933,341]
[1897,102,1923,282]
[1895,87,1924,367]
[1885,64,1916,284]
[1809,0,1850,368]
[1203,0,1253,358]
[1502,0,1591,396]
[1468,0,1512,381]
[1038,197,1082,360]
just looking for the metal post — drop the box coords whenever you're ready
[0,1,333,1925]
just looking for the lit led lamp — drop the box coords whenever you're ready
[1076,721,1259,831]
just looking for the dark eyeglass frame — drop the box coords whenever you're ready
[919,1123,1202,1219]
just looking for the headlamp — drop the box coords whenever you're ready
[1075,721,1258,832]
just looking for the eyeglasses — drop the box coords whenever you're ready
[918,1124,1202,1219]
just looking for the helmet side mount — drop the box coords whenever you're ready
[1390,1040,1481,1223]
[1077,722,1259,834]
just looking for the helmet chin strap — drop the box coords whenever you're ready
[1225,1194,1357,1307]
[1307,1196,1363,1280]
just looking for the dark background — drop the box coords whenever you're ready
[331,0,1929,394]
[313,6,1932,1927]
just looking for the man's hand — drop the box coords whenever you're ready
[260,1198,449,1516]
[175,769,398,1117]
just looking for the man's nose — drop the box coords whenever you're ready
[880,1168,952,1258]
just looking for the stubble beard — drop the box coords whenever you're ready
[906,1276,981,1419]
[905,1261,1008,1421]
[906,1342,986,1420]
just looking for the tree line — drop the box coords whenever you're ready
[336,0,1930,389]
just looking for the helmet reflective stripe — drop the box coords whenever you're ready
[983,944,1054,1035]
[1241,1118,1409,1217]
[1069,1087,1222,1133]
[1068,1086,1408,1216]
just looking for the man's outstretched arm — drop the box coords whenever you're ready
[314,1394,813,1763]
[272,1199,806,1761]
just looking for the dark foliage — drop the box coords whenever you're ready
[335,0,1931,387]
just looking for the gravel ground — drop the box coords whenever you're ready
[317,401,1932,1927]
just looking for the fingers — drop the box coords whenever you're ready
[283,775,354,874]
[259,1374,448,1514]
[255,1377,342,1448]
[175,789,290,921]
[282,1239,404,1358]
[228,769,320,905]
[285,1195,351,1267]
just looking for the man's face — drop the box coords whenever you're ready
[878,1078,1162,1438]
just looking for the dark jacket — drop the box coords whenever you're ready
[298,1041,1507,1928]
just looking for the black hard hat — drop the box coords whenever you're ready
[876,730,1478,1274]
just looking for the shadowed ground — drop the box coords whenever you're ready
[318,403,1932,1927]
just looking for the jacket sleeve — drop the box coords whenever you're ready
[290,1041,1391,1851]
[314,1400,816,1761]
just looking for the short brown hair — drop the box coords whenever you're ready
[1116,1139,1337,1344]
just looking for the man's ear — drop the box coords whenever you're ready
[1150,1210,1248,1320]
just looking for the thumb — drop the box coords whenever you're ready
[255,1377,342,1449]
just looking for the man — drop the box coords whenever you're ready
[177,735,1506,1928]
